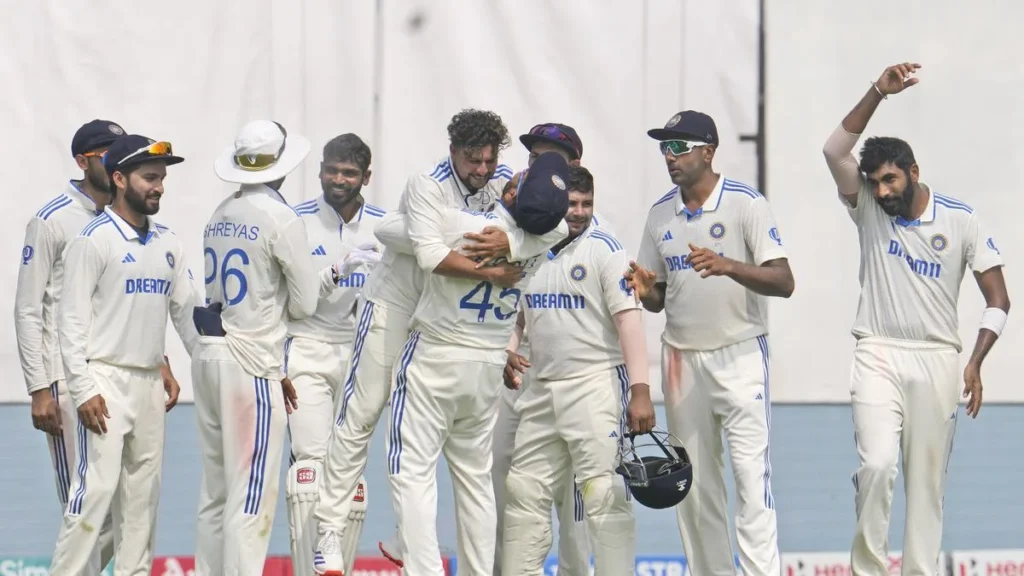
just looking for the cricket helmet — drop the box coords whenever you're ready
[615,427,693,509]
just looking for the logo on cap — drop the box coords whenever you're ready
[666,113,682,128]
[551,174,566,191]
[109,124,124,135]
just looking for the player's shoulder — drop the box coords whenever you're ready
[32,193,76,223]
[362,202,387,220]
[459,207,500,221]
[585,227,626,255]
[932,191,976,219]
[719,178,766,209]
[647,187,679,219]
[490,163,515,184]
[293,197,321,218]
[420,156,455,185]
[78,211,115,239]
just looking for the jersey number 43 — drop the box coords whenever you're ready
[205,247,249,306]
[460,281,521,323]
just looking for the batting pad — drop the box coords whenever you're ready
[342,476,368,575]
[287,460,322,576]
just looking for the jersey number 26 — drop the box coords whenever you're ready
[205,247,249,306]
[460,281,521,323]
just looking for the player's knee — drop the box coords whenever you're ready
[579,473,630,518]
[857,444,899,480]
[286,459,322,502]
[505,469,552,517]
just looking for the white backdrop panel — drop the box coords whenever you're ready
[0,0,758,403]
[766,0,1024,402]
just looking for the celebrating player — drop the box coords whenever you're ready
[625,110,794,576]
[489,122,598,576]
[48,134,198,575]
[193,119,335,575]
[373,151,571,576]
[501,165,655,574]
[822,62,1010,576]
[15,119,123,575]
[314,109,525,573]
[284,133,385,576]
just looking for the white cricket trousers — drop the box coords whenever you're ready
[284,335,349,463]
[47,380,114,575]
[387,331,505,576]
[49,362,165,576]
[662,336,779,576]
[502,365,634,575]
[317,299,410,533]
[492,347,590,576]
[192,336,288,576]
[849,337,959,576]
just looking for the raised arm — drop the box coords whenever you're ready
[823,62,921,207]
[14,218,58,396]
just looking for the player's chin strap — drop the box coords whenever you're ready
[980,307,1008,337]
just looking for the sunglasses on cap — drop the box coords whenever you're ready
[234,121,288,171]
[528,124,580,156]
[105,141,175,166]
[659,140,710,157]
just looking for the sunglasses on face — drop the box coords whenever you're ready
[111,141,174,165]
[659,140,708,157]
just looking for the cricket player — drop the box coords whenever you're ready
[625,110,795,576]
[315,109,533,574]
[15,119,123,575]
[374,151,571,576]
[48,134,199,575]
[195,119,341,576]
[487,122,604,576]
[501,164,656,575]
[285,133,385,576]
[822,62,1010,576]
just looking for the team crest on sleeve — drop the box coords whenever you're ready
[987,237,1000,254]
[21,245,34,265]
[570,264,587,281]
[619,277,633,296]
[166,251,175,268]
[709,222,726,240]
[930,234,948,252]
[769,227,782,246]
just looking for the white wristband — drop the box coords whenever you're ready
[980,307,1008,337]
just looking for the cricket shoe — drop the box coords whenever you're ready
[314,531,345,576]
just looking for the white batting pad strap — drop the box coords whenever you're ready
[980,307,1008,336]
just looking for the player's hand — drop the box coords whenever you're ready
[685,243,734,278]
[963,361,983,418]
[281,377,299,414]
[161,362,180,412]
[30,388,62,437]
[487,262,524,288]
[462,227,511,268]
[626,384,656,434]
[875,62,921,96]
[503,350,531,390]
[78,394,110,435]
[624,261,656,303]
[333,242,382,282]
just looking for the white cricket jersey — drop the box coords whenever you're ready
[59,207,200,408]
[408,205,567,360]
[637,176,787,351]
[522,225,640,381]
[287,197,386,345]
[202,184,320,379]
[15,182,102,394]
[361,156,513,315]
[844,183,1003,351]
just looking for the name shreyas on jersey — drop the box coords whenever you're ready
[665,251,724,272]
[887,239,942,279]
[523,293,586,310]
[204,220,260,241]
[125,277,172,295]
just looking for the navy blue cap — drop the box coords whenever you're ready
[519,123,583,160]
[647,110,719,146]
[103,134,184,175]
[71,119,125,157]
[513,151,570,235]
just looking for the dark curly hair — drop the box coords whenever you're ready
[568,165,594,194]
[323,133,371,173]
[859,136,916,175]
[447,109,510,152]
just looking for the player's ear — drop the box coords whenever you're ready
[909,163,919,183]
[362,169,372,186]
[74,154,89,171]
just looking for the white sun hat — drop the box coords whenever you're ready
[214,119,311,184]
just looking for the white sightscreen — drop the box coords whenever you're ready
[765,1,1023,402]
[0,0,758,403]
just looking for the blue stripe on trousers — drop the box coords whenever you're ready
[50,382,71,505]
[387,331,420,475]
[244,377,271,515]
[573,476,584,522]
[337,301,375,426]
[614,364,632,502]
[68,418,89,515]
[756,335,775,510]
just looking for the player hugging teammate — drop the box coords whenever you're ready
[19,63,1010,575]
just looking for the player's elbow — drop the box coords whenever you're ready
[779,274,795,298]
[416,246,448,272]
